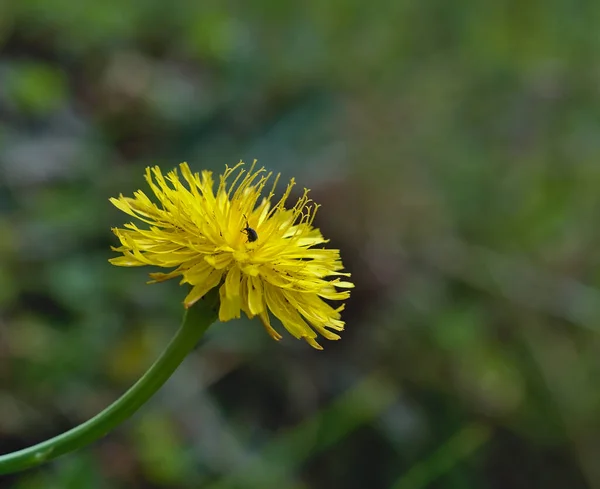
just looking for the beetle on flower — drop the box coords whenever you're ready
[109,161,354,349]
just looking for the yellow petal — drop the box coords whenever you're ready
[247,276,264,315]
[204,253,233,269]
[224,265,241,298]
[259,311,283,341]
[183,269,223,307]
[219,283,241,321]
[263,284,320,347]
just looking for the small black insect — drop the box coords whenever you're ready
[242,215,258,243]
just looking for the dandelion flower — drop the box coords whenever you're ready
[109,161,354,349]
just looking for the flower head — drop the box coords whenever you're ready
[110,161,354,349]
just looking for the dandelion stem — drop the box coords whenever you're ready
[0,289,219,475]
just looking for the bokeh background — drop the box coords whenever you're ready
[2,1,600,488]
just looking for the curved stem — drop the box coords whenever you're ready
[0,290,219,475]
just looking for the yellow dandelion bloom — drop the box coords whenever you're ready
[109,161,354,349]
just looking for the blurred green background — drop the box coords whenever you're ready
[2,1,600,488]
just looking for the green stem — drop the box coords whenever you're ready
[0,290,219,475]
